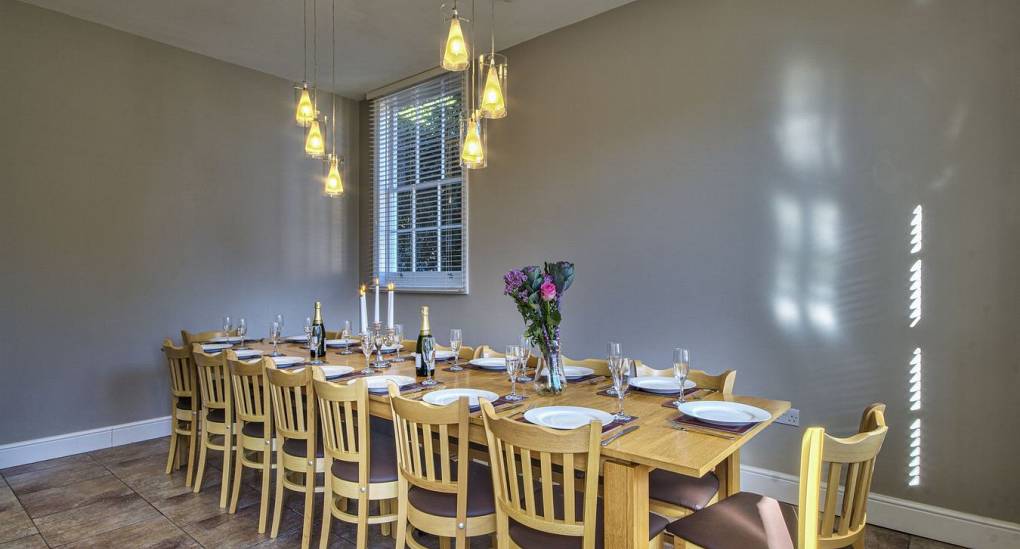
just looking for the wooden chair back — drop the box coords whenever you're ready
[193,344,232,415]
[182,330,227,346]
[480,400,602,546]
[163,338,195,401]
[562,356,610,376]
[633,363,736,394]
[387,384,470,512]
[474,345,539,368]
[265,366,318,446]
[227,354,270,426]
[798,404,888,549]
[437,343,475,361]
[314,378,370,480]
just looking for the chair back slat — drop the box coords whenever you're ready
[562,357,610,376]
[314,379,370,473]
[227,354,269,424]
[481,400,601,542]
[181,330,227,346]
[162,339,194,398]
[193,344,231,412]
[633,363,737,394]
[388,385,468,497]
[266,366,317,442]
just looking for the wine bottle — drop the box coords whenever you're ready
[415,306,435,378]
[311,301,326,359]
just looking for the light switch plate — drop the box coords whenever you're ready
[776,408,800,426]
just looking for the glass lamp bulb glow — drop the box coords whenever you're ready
[324,157,344,196]
[479,64,507,119]
[461,118,485,168]
[442,18,469,71]
[295,88,315,126]
[305,120,325,157]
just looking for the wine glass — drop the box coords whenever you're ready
[505,345,524,401]
[393,324,404,361]
[309,325,324,365]
[222,316,233,338]
[606,342,622,396]
[269,321,282,357]
[448,329,463,372]
[516,335,533,382]
[672,347,691,406]
[339,320,353,354]
[421,342,438,387]
[370,323,388,369]
[610,358,633,420]
[237,318,247,346]
[275,314,285,332]
[360,332,375,374]
[303,317,313,348]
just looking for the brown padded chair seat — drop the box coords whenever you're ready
[175,397,194,410]
[283,437,325,459]
[205,408,226,423]
[407,460,495,518]
[508,488,668,549]
[330,428,398,483]
[241,421,273,438]
[648,469,720,510]
[666,491,798,549]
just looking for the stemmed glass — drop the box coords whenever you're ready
[504,345,525,401]
[339,320,353,354]
[275,314,285,332]
[309,325,324,365]
[516,336,533,382]
[303,317,313,348]
[605,342,622,396]
[672,347,691,406]
[222,316,233,338]
[448,329,464,371]
[421,343,438,387]
[370,323,389,369]
[610,357,632,420]
[269,320,282,357]
[237,318,247,347]
[392,324,404,361]
[360,332,375,374]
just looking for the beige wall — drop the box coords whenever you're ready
[0,1,360,442]
[360,0,1020,521]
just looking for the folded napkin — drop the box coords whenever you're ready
[670,414,757,434]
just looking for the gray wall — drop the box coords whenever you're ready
[360,0,1020,521]
[0,1,360,443]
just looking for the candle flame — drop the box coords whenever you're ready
[387,282,395,290]
[359,284,366,295]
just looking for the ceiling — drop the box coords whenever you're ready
[19,0,636,99]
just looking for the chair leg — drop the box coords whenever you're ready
[455,529,467,549]
[229,440,244,513]
[380,499,391,537]
[301,465,316,549]
[649,532,664,549]
[395,481,408,548]
[185,416,198,487]
[257,444,271,534]
[356,492,369,548]
[440,537,452,549]
[319,473,333,549]
[219,427,233,508]
[165,430,178,475]
[193,420,209,493]
[270,446,285,538]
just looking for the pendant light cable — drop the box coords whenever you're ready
[303,0,308,82]
[331,0,336,157]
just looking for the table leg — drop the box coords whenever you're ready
[715,448,741,499]
[604,460,650,549]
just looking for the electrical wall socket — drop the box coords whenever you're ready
[776,408,800,426]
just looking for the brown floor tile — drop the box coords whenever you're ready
[102,450,175,485]
[1,453,95,479]
[32,493,161,547]
[181,499,304,548]
[89,438,169,466]
[18,474,133,519]
[59,515,199,549]
[908,536,966,549]
[4,461,110,497]
[866,525,911,548]
[0,483,39,544]
[0,534,48,549]
[148,473,260,526]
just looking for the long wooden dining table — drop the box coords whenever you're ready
[248,340,790,549]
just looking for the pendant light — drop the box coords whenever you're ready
[294,0,316,127]
[305,119,325,158]
[460,0,486,169]
[304,0,324,158]
[441,1,470,71]
[323,0,344,197]
[478,0,508,119]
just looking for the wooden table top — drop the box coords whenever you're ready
[248,341,790,478]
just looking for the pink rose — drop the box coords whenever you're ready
[540,281,557,301]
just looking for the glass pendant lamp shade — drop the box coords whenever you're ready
[324,155,344,196]
[478,54,508,119]
[305,119,325,158]
[441,13,470,71]
[461,112,486,169]
[295,85,315,126]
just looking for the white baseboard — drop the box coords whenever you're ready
[0,416,170,470]
[741,464,1020,549]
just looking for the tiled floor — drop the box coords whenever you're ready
[0,437,965,548]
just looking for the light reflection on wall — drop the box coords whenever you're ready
[908,206,923,487]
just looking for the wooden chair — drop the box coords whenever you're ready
[473,345,539,369]
[562,356,610,376]
[388,384,496,548]
[640,366,738,519]
[182,329,228,346]
[192,344,235,508]
[266,365,326,548]
[226,353,274,532]
[666,403,889,549]
[162,338,199,487]
[479,400,668,548]
[437,343,475,362]
[315,378,399,548]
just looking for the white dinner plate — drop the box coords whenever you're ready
[435,350,457,361]
[469,358,508,370]
[271,356,305,367]
[677,401,771,426]
[319,365,355,379]
[380,344,403,353]
[326,338,357,347]
[523,406,614,430]
[284,334,308,343]
[351,375,416,392]
[629,376,696,394]
[423,388,499,407]
[207,336,242,344]
[201,343,232,352]
[539,366,595,380]
[233,349,263,360]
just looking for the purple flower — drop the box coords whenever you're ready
[503,269,526,296]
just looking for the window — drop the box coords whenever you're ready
[370,72,468,293]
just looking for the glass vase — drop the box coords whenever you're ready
[535,339,566,395]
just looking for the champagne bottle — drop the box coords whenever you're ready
[311,301,326,359]
[415,306,435,378]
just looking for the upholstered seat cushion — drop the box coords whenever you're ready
[666,491,798,549]
[648,469,720,510]
[205,408,226,423]
[283,437,325,459]
[175,397,194,410]
[407,461,495,518]
[508,489,668,548]
[330,428,398,483]
[241,421,272,438]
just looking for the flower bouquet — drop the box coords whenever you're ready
[503,261,575,394]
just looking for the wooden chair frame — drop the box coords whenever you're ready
[315,378,398,548]
[192,344,235,508]
[388,384,496,548]
[226,353,275,532]
[162,338,198,486]
[182,329,228,346]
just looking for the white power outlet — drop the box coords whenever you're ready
[776,408,800,427]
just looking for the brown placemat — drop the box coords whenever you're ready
[470,394,525,413]
[368,381,444,395]
[670,414,757,434]
[598,386,700,398]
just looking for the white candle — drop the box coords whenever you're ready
[359,285,368,335]
[387,283,395,329]
[373,277,380,324]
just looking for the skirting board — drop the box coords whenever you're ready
[0,416,171,469]
[742,464,1020,549]
[2,419,1017,548]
